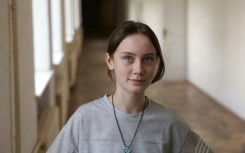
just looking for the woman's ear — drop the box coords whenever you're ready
[105,53,114,70]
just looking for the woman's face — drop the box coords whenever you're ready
[105,34,158,94]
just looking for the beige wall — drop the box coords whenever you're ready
[0,0,38,152]
[163,0,187,81]
[188,0,245,120]
[17,0,38,152]
[0,0,14,152]
[126,0,164,50]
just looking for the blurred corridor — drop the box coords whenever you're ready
[1,0,245,153]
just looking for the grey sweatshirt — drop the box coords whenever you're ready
[47,95,213,153]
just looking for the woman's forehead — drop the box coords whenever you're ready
[116,34,156,54]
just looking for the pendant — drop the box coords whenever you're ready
[124,147,131,153]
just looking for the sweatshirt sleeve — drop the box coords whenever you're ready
[47,112,81,153]
[180,129,214,153]
[165,108,214,153]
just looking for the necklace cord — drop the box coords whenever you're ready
[112,93,147,149]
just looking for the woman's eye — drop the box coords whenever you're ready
[123,56,133,62]
[143,56,154,63]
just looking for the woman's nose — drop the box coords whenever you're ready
[133,60,144,75]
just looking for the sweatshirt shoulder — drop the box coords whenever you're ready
[150,100,190,129]
[70,96,109,120]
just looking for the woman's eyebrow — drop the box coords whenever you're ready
[120,51,135,55]
[120,51,156,56]
[144,53,156,56]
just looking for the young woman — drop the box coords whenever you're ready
[47,21,213,153]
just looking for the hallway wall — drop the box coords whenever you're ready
[1,0,82,152]
[126,0,245,120]
[0,1,14,152]
[126,0,164,48]
[125,0,187,81]
[188,0,245,120]
[163,0,187,81]
[0,0,38,152]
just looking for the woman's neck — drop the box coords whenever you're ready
[110,91,146,114]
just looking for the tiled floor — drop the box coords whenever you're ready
[69,31,245,153]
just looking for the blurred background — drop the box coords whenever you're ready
[0,0,245,153]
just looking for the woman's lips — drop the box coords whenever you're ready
[129,79,146,84]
